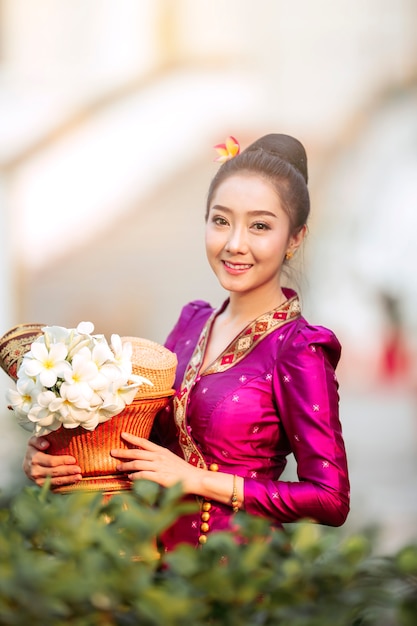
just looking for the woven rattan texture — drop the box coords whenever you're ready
[47,395,170,493]
[122,336,177,398]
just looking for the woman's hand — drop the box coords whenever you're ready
[112,433,244,509]
[22,436,82,487]
[111,433,202,493]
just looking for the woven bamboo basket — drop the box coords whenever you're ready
[0,323,44,381]
[47,337,177,494]
[47,337,177,493]
[0,328,177,494]
[46,395,172,494]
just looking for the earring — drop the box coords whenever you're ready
[285,250,294,261]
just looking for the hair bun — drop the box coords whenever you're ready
[244,133,308,183]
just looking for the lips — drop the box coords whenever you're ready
[223,261,253,273]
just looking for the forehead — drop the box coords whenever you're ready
[209,173,282,211]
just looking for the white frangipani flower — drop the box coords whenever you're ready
[99,386,136,419]
[22,341,71,388]
[88,341,119,391]
[47,388,95,430]
[6,321,155,435]
[6,376,44,431]
[99,374,153,418]
[61,350,99,407]
[27,392,63,435]
[42,325,72,346]
[7,376,42,414]
[111,335,133,378]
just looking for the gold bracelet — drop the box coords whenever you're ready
[231,474,239,514]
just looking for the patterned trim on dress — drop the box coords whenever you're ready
[173,294,301,468]
[204,294,301,375]
[173,308,217,469]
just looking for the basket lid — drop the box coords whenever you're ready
[122,336,177,398]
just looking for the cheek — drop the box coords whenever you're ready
[254,234,288,262]
[205,227,221,255]
[204,232,215,264]
[204,228,212,253]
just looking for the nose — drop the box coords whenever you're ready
[225,226,248,254]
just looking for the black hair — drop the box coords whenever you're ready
[206,133,310,234]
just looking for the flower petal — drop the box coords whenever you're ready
[213,136,240,163]
[77,321,95,335]
[39,369,58,388]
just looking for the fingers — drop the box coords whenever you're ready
[111,444,163,478]
[24,461,83,487]
[111,447,146,461]
[33,466,83,488]
[111,433,191,489]
[110,450,156,476]
[28,451,76,468]
[27,435,50,452]
[111,434,163,462]
[26,449,79,469]
[120,432,159,450]
[23,440,82,487]
[114,460,146,475]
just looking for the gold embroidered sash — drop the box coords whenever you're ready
[173,295,301,468]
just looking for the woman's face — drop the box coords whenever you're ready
[205,174,304,298]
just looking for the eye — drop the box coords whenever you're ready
[212,216,229,226]
[251,222,271,231]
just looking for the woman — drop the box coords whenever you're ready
[23,133,350,550]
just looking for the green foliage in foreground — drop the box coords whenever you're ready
[0,482,416,626]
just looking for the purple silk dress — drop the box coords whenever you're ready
[153,289,350,550]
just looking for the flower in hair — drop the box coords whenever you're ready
[213,136,240,163]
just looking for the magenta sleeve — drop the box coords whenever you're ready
[244,325,350,527]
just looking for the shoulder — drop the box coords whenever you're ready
[164,300,214,350]
[176,300,214,325]
[182,299,214,313]
[280,317,341,370]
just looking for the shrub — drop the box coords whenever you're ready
[0,482,416,625]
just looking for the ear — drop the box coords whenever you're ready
[286,224,307,257]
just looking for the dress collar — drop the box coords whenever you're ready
[172,289,301,469]
[203,290,301,375]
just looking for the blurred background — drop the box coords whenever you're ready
[0,0,416,552]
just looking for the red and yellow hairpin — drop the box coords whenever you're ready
[213,136,240,163]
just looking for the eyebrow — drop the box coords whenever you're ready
[210,205,278,219]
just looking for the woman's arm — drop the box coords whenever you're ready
[244,324,350,527]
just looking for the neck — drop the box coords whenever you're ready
[224,287,287,323]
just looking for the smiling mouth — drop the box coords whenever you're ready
[223,261,253,271]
